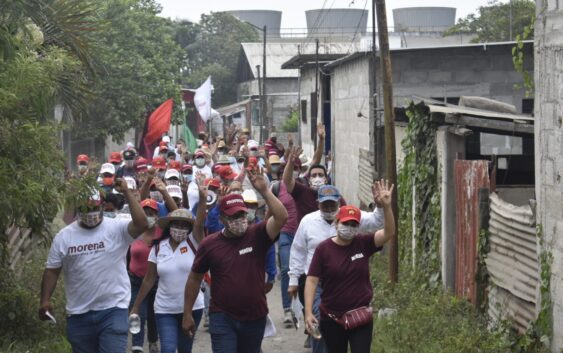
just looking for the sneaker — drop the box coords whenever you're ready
[283,310,293,327]
[304,335,311,348]
[149,342,159,353]
[203,314,209,328]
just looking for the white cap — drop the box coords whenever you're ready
[166,185,182,199]
[124,176,137,190]
[100,163,115,175]
[165,169,180,180]
[248,140,259,149]
[242,189,258,204]
[162,136,171,143]
[126,142,134,149]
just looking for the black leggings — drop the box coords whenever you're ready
[320,319,373,353]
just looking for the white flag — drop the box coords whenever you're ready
[194,76,212,122]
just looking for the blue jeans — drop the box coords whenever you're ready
[155,310,202,353]
[129,275,158,350]
[66,307,128,353]
[209,312,266,353]
[278,232,294,310]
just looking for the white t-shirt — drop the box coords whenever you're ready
[46,218,133,315]
[188,165,212,211]
[148,234,204,314]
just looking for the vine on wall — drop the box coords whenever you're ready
[397,102,441,283]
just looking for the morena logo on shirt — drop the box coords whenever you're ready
[180,247,188,254]
[351,253,364,261]
[239,247,253,255]
[68,241,105,255]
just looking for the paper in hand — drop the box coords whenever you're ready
[45,311,57,324]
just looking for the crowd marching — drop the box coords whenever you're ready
[38,124,395,353]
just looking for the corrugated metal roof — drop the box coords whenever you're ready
[241,42,351,78]
[426,104,535,122]
[217,99,251,117]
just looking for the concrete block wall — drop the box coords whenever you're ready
[535,1,563,350]
[331,58,372,205]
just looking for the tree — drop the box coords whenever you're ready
[445,0,535,43]
[176,12,259,107]
[71,0,186,141]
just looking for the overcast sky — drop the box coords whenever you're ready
[156,0,495,28]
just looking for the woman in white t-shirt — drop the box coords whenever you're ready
[131,204,206,353]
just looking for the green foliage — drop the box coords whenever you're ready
[282,108,299,132]
[177,12,259,107]
[71,0,185,141]
[476,229,491,311]
[512,18,535,97]
[370,256,513,353]
[397,102,441,280]
[444,0,536,43]
[0,246,70,352]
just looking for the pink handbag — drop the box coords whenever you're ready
[328,306,373,330]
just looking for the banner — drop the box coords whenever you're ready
[138,99,173,160]
[194,77,212,122]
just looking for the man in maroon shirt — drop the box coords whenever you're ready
[181,166,288,353]
[282,146,345,223]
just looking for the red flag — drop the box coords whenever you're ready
[138,99,173,160]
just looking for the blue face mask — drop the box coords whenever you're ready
[103,211,117,219]
[228,156,237,164]
[184,174,193,183]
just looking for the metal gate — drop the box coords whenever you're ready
[454,160,490,304]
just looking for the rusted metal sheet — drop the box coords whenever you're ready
[454,160,490,304]
[486,192,538,333]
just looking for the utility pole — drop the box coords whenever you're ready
[372,0,379,176]
[256,65,263,144]
[262,26,268,138]
[314,38,319,146]
[375,0,399,283]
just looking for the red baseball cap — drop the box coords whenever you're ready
[219,166,237,180]
[159,141,169,151]
[219,194,248,216]
[181,164,193,173]
[141,198,158,211]
[194,150,205,158]
[336,205,361,223]
[135,157,148,172]
[76,154,89,163]
[109,152,122,163]
[205,178,221,189]
[169,160,182,171]
[152,156,166,170]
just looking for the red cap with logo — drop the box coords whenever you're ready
[152,156,167,170]
[141,198,158,211]
[109,152,122,164]
[219,166,237,180]
[205,178,221,189]
[169,160,182,171]
[219,194,248,216]
[336,205,361,223]
[76,154,89,163]
[135,157,148,172]
[181,164,193,173]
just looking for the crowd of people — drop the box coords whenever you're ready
[38,124,395,353]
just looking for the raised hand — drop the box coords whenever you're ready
[114,178,128,193]
[289,145,303,162]
[373,179,394,207]
[147,167,157,179]
[317,123,326,139]
[153,178,166,192]
[248,165,268,194]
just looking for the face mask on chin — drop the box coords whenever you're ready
[337,223,358,240]
[79,210,103,228]
[320,210,338,221]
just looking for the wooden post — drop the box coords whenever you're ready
[262,26,269,137]
[256,65,263,144]
[375,0,399,283]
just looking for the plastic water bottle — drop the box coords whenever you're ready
[129,314,141,334]
[310,323,322,340]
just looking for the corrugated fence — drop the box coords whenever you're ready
[486,192,538,332]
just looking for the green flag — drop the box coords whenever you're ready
[183,119,197,153]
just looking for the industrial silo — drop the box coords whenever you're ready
[305,8,368,37]
[227,10,282,37]
[392,7,456,33]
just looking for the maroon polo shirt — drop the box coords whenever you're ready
[308,234,382,320]
[291,182,346,223]
[192,222,274,321]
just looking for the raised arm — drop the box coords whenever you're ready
[139,168,157,201]
[249,166,288,241]
[282,146,302,193]
[373,179,395,247]
[115,178,148,238]
[310,123,325,167]
[193,173,208,243]
[154,178,178,212]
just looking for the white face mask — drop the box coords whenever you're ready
[147,216,156,228]
[337,224,358,240]
[227,217,248,237]
[310,176,326,189]
[183,174,193,183]
[79,210,103,228]
[320,210,338,221]
[195,158,205,167]
[170,227,189,242]
[78,165,88,172]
